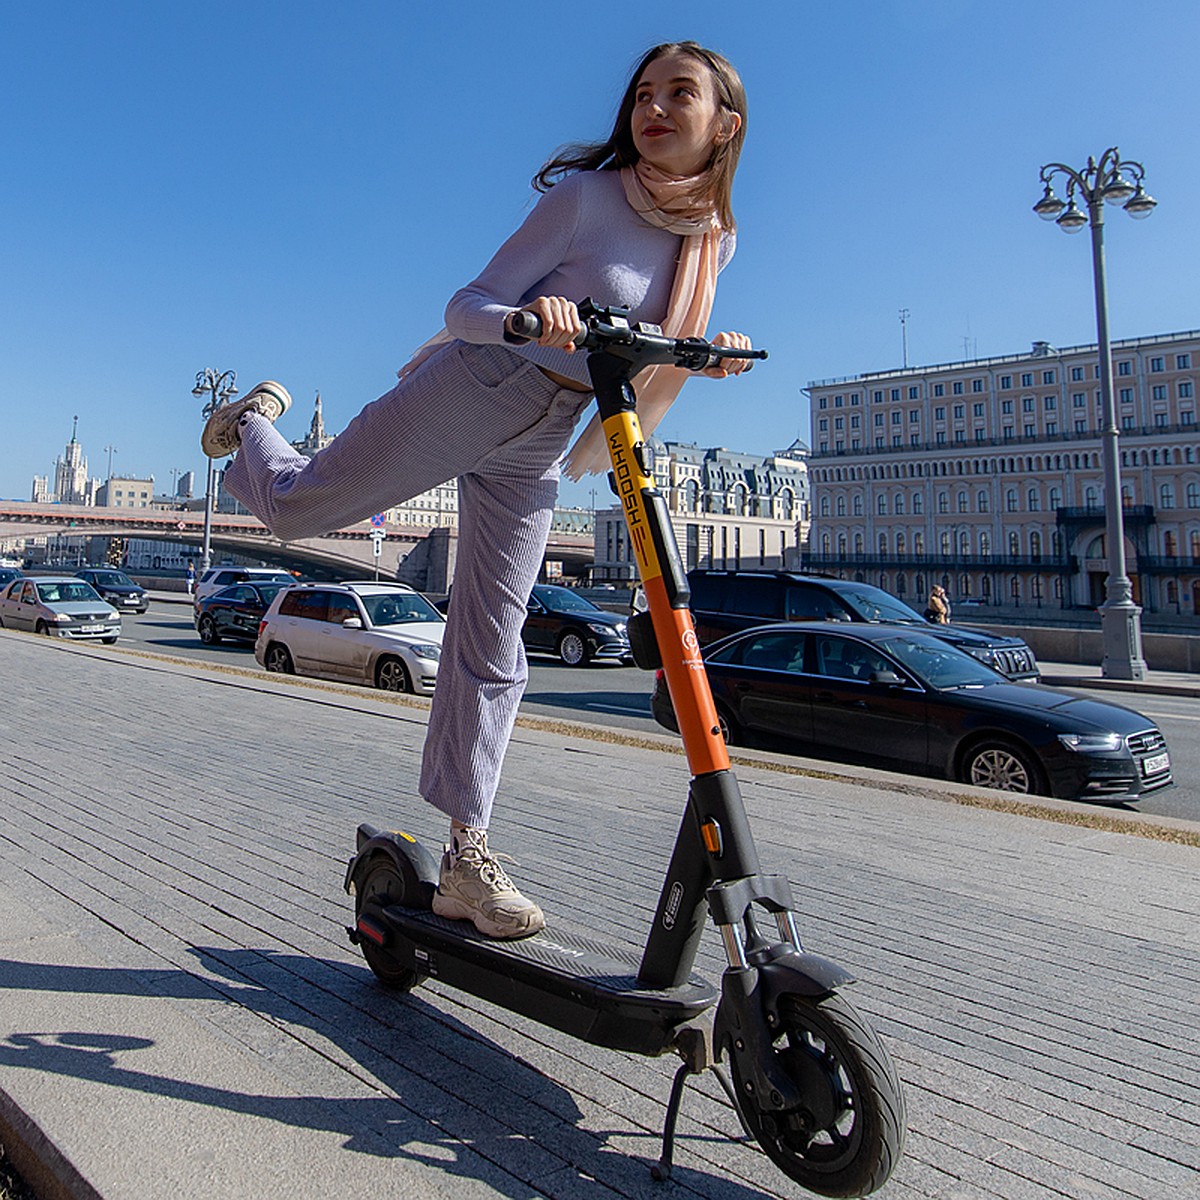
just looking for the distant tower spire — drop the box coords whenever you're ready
[310,391,325,441]
[71,415,79,444]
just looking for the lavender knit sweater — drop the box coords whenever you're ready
[444,169,736,388]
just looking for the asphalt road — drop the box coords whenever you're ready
[119,601,1199,822]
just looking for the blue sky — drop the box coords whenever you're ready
[2,1,1197,510]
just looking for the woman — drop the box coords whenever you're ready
[200,41,752,938]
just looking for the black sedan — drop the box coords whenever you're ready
[650,622,1172,804]
[75,567,148,613]
[522,584,632,666]
[195,581,292,645]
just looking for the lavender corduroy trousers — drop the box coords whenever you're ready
[223,341,592,829]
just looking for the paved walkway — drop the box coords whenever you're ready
[1,629,1198,1199]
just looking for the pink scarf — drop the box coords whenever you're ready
[561,163,723,480]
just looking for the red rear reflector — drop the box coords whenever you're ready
[356,916,387,946]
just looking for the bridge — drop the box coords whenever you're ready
[0,501,594,589]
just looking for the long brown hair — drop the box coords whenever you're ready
[534,41,746,231]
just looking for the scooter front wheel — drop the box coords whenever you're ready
[731,991,905,1198]
[355,857,428,992]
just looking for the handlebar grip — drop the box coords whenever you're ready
[505,310,543,341]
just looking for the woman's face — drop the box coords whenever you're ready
[630,51,737,177]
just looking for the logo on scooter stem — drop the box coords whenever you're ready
[662,880,684,930]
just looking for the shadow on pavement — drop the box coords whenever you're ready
[0,948,763,1198]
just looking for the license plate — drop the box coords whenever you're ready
[80,623,105,632]
[123,597,139,605]
[1142,752,1169,776]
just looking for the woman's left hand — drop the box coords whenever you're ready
[701,330,755,379]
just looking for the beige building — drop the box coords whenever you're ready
[593,437,810,585]
[98,475,155,508]
[805,328,1200,616]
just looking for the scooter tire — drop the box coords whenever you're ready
[354,856,427,993]
[730,991,905,1198]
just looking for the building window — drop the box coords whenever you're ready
[1180,382,1194,399]
[1071,366,1084,381]
[1160,483,1176,509]
[1006,488,1018,512]
[1117,360,1132,376]
[853,494,863,516]
[1186,483,1200,508]
[912,493,923,515]
[1043,395,1056,410]
[1152,385,1167,401]
[953,381,964,395]
[1176,354,1191,369]
[1028,488,1040,512]
[938,491,949,514]
[933,384,944,397]
[877,494,888,515]
[999,375,1012,389]
[978,490,989,512]
[1009,531,1020,555]
[1042,370,1056,384]
[953,404,964,419]
[972,378,984,393]
[1002,399,1013,414]
[909,386,919,399]
[1024,424,1035,438]
[1046,422,1057,435]
[1149,357,1165,372]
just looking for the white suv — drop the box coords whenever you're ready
[194,566,297,607]
[255,581,445,694]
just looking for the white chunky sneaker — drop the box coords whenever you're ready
[432,827,545,939]
[200,380,292,458]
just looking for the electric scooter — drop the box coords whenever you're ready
[345,300,906,1197]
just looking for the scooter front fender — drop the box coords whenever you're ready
[714,948,856,1111]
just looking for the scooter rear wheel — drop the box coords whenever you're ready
[355,857,427,992]
[731,991,904,1198]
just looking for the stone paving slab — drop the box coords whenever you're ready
[1,629,1198,1199]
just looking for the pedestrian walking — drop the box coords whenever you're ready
[185,561,196,597]
[200,41,752,939]
[925,584,950,624]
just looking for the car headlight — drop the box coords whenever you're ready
[411,643,441,661]
[587,622,618,637]
[53,612,74,623]
[964,646,995,663]
[1058,732,1123,753]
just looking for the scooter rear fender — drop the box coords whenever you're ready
[344,822,440,901]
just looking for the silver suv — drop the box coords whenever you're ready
[255,581,445,694]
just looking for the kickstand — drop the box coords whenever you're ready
[651,1058,692,1182]
[651,1062,755,1183]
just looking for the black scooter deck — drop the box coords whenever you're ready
[377,905,717,1056]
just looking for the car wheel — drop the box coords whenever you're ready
[264,643,294,674]
[35,621,49,635]
[198,615,221,645]
[558,630,589,666]
[715,703,742,747]
[375,656,412,693]
[102,636,118,645]
[962,738,1046,796]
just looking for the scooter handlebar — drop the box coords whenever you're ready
[503,306,767,370]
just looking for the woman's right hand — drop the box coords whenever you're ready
[518,295,584,353]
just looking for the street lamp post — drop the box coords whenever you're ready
[1033,147,1156,680]
[190,368,238,576]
